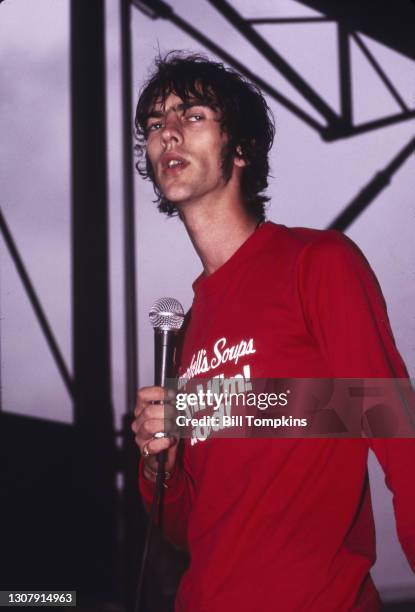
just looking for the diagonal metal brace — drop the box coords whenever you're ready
[207,0,340,126]
[0,207,74,399]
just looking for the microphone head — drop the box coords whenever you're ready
[149,297,185,331]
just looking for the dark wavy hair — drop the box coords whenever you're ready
[134,52,275,221]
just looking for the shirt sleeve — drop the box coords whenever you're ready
[138,441,195,550]
[297,229,415,572]
[297,230,408,378]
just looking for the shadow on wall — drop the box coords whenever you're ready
[383,602,415,611]
[0,412,119,601]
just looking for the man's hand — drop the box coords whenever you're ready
[131,386,179,482]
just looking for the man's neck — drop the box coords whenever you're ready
[180,193,259,276]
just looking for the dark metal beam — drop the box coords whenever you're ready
[119,3,145,610]
[247,17,331,25]
[71,3,113,427]
[298,0,415,61]
[352,33,408,112]
[338,24,352,126]
[70,0,118,598]
[121,0,139,413]
[342,110,415,139]
[327,134,415,231]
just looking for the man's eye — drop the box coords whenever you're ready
[186,113,204,122]
[148,121,162,131]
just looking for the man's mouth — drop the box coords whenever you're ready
[161,154,189,174]
[167,159,184,168]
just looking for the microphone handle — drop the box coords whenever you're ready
[154,328,177,387]
[154,328,177,465]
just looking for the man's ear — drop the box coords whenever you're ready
[234,144,247,168]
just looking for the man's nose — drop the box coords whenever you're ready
[161,111,183,147]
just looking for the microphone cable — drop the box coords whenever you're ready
[134,451,167,612]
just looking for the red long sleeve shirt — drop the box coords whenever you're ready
[140,222,415,611]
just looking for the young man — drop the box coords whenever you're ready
[131,53,414,611]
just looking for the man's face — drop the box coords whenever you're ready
[145,92,236,208]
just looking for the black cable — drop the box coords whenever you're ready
[134,453,167,612]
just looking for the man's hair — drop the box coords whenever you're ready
[134,51,275,221]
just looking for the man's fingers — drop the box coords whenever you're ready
[142,401,177,421]
[137,416,178,439]
[134,386,176,417]
[133,403,177,431]
[137,386,176,403]
[140,433,177,457]
[132,387,179,465]
[137,385,165,400]
[134,386,164,417]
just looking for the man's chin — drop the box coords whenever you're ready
[161,191,193,207]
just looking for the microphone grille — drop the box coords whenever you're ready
[149,297,185,331]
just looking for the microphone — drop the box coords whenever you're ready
[149,297,185,468]
[135,298,184,612]
[149,297,185,387]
